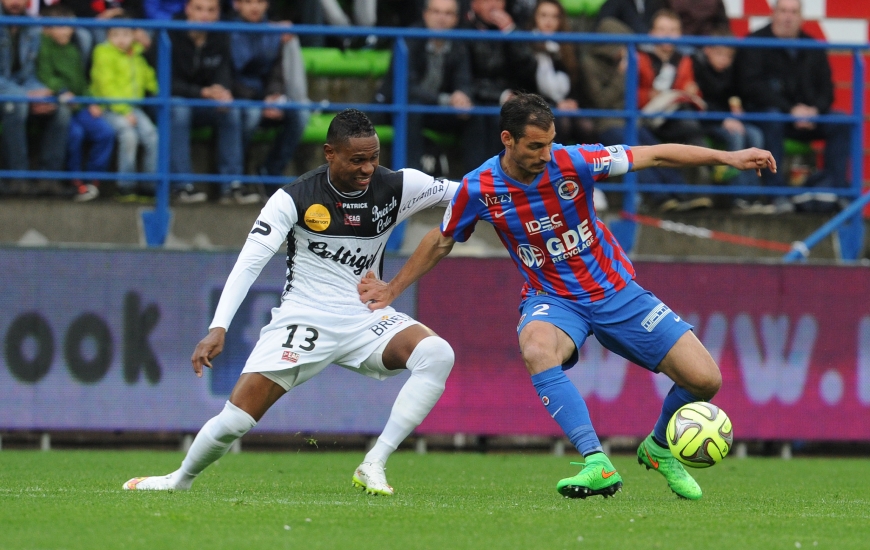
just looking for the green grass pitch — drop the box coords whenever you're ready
[1,450,868,549]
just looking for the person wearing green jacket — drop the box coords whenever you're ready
[90,16,159,200]
[36,5,115,202]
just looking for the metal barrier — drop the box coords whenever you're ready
[0,17,865,258]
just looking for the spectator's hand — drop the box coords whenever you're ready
[58,91,75,104]
[557,99,579,111]
[96,7,124,19]
[191,327,226,378]
[617,50,628,74]
[792,103,818,130]
[28,88,56,115]
[450,90,472,110]
[481,6,514,31]
[684,82,700,97]
[126,112,138,126]
[275,20,295,43]
[263,94,286,120]
[88,104,103,118]
[727,147,777,177]
[133,29,152,50]
[722,117,744,135]
[202,84,233,103]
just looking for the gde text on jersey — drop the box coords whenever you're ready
[307,241,382,275]
[547,219,595,263]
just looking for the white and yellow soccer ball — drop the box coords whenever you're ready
[666,402,733,468]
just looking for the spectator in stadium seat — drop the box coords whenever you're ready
[582,16,695,213]
[596,0,666,35]
[375,0,477,176]
[667,0,728,37]
[144,0,185,19]
[692,28,766,212]
[37,4,116,202]
[230,0,308,188]
[0,0,72,196]
[735,0,850,212]
[59,0,145,51]
[529,0,595,145]
[91,16,160,201]
[460,0,538,166]
[169,0,251,204]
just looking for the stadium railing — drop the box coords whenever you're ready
[0,17,865,260]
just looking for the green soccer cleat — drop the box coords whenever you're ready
[637,432,702,500]
[556,453,623,499]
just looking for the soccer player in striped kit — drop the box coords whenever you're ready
[359,93,776,500]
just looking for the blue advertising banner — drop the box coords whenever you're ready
[0,248,415,433]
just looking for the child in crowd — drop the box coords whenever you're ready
[36,4,115,202]
[692,30,766,211]
[90,15,159,201]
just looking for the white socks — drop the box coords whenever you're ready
[364,336,454,466]
[171,401,257,489]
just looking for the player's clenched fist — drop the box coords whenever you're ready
[190,327,226,377]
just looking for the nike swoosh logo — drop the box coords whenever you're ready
[493,210,508,219]
[550,405,564,419]
[673,315,681,322]
[601,468,617,479]
[644,445,660,469]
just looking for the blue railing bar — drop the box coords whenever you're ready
[785,191,870,262]
[391,38,408,170]
[12,17,869,50]
[0,169,292,185]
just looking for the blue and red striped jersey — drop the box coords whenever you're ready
[441,143,636,303]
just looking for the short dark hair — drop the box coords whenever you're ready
[326,109,376,147]
[41,4,75,17]
[500,93,555,140]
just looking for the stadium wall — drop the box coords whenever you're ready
[2,249,870,441]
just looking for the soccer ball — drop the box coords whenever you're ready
[666,402,733,468]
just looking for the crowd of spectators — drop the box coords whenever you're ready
[0,0,853,214]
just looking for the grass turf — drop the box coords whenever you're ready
[0,451,868,549]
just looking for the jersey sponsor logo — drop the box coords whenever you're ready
[541,396,550,406]
[399,180,446,214]
[557,180,580,200]
[373,196,398,232]
[336,201,368,209]
[641,303,672,333]
[546,220,595,263]
[344,214,361,226]
[369,312,412,336]
[281,350,300,363]
[525,213,563,235]
[250,220,271,236]
[480,192,512,207]
[307,240,382,276]
[304,204,331,232]
[592,155,612,174]
[517,244,546,268]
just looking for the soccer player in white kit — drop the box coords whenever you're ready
[123,109,460,495]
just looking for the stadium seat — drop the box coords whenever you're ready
[300,112,394,145]
[300,47,391,78]
[560,0,607,17]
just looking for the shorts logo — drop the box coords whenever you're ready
[304,204,331,232]
[369,312,412,336]
[281,350,300,363]
[642,303,673,333]
[557,180,580,200]
[517,313,526,329]
[443,203,453,226]
[517,244,546,268]
[542,396,550,406]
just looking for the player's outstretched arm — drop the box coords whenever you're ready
[191,327,226,378]
[358,227,455,311]
[631,144,777,176]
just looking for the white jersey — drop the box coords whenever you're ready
[210,165,459,330]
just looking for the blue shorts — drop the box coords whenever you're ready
[516,280,692,372]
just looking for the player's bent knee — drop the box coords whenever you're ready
[408,336,454,386]
[208,401,257,444]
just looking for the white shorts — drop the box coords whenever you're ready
[242,302,420,391]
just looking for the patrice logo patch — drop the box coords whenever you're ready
[281,350,300,363]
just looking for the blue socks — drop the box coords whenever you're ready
[653,384,702,447]
[531,366,602,456]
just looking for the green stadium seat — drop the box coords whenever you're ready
[300,47,391,78]
[783,138,814,156]
[560,0,607,17]
[300,112,393,145]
